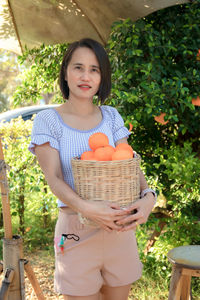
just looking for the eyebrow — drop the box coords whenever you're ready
[73,63,100,69]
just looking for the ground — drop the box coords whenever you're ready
[1,249,147,299]
[0,249,62,300]
[24,250,62,300]
[0,249,185,300]
[0,249,168,300]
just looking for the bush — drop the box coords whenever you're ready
[107,1,200,228]
[0,117,57,252]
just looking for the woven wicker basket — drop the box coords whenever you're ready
[71,153,141,226]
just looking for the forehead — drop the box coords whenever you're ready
[69,46,99,66]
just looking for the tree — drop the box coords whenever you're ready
[0,50,21,111]
[0,117,57,243]
[107,1,200,255]
[12,44,68,106]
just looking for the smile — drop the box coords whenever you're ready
[78,85,91,88]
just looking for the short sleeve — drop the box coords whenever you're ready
[28,109,63,154]
[103,106,130,143]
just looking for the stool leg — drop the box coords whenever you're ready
[168,266,183,300]
[180,275,191,300]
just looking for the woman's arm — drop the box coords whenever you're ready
[115,137,149,191]
[115,138,156,231]
[35,143,128,231]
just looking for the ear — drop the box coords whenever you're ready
[65,73,67,81]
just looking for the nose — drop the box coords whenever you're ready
[81,70,90,81]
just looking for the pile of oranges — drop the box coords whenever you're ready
[81,132,134,161]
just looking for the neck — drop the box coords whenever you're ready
[65,98,96,116]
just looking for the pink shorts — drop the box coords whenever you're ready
[54,207,143,296]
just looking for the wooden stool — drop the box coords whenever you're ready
[168,245,200,300]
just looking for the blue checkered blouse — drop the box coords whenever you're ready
[29,105,130,207]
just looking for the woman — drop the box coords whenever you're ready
[29,38,156,300]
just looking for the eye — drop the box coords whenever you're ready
[75,66,81,70]
[92,68,99,73]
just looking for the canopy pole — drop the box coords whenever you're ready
[0,136,12,239]
[6,0,23,53]
[73,0,106,45]
[2,236,24,300]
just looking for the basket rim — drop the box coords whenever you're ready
[72,152,141,164]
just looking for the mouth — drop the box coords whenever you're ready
[78,84,91,89]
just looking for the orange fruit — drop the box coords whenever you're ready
[129,123,133,132]
[89,132,109,151]
[106,145,116,152]
[112,149,133,160]
[94,145,115,161]
[192,96,200,106]
[154,113,169,125]
[197,50,200,61]
[81,151,96,160]
[115,143,133,155]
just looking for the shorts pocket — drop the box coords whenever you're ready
[54,213,85,254]
[54,210,100,255]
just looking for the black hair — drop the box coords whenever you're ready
[59,38,111,104]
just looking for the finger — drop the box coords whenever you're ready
[119,220,140,232]
[109,203,122,210]
[125,204,139,213]
[111,209,129,217]
[109,203,129,215]
[115,212,140,225]
[111,223,124,230]
[106,221,124,231]
[97,222,113,232]
[113,215,130,222]
[104,226,113,232]
[94,218,123,231]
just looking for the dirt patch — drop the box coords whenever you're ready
[24,250,62,299]
[0,249,62,299]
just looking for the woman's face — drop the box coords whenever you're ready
[65,47,101,101]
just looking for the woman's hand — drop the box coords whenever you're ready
[115,193,156,232]
[80,200,129,232]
